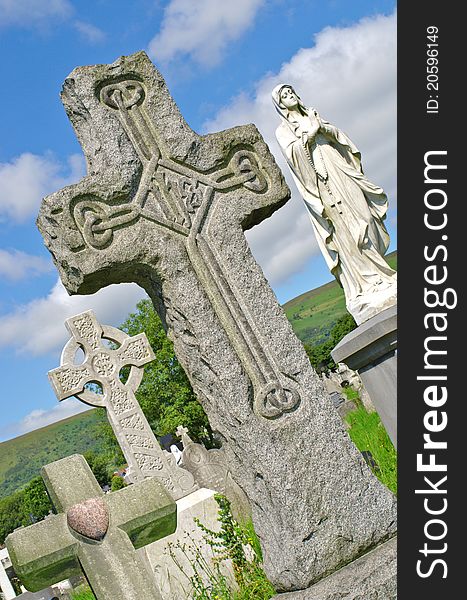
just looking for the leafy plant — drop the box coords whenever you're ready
[169,494,275,600]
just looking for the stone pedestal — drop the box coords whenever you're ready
[331,305,397,448]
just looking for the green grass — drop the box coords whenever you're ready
[345,406,397,495]
[70,585,96,599]
[0,409,106,499]
[283,251,397,345]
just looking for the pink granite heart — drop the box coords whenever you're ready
[67,497,109,541]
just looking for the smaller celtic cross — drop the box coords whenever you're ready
[48,310,197,499]
[6,454,175,600]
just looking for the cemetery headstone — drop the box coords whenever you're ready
[176,425,251,521]
[37,51,396,591]
[6,454,176,600]
[48,310,197,499]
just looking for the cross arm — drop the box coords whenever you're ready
[48,364,93,401]
[115,332,155,369]
[41,455,104,512]
[6,515,79,592]
[106,477,177,549]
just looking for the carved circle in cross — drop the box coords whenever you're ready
[92,352,116,377]
[61,324,144,408]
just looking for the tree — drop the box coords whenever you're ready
[84,451,112,487]
[0,491,25,544]
[22,477,53,523]
[119,299,215,447]
[0,477,54,544]
[304,313,357,374]
[111,475,126,492]
[330,313,357,346]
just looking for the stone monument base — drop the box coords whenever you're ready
[143,488,235,599]
[273,536,397,600]
[331,305,397,448]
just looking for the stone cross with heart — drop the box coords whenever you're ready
[6,454,176,600]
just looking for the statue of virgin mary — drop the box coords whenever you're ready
[272,84,397,324]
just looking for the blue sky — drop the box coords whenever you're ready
[0,0,396,441]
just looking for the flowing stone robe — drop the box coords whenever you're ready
[272,84,397,324]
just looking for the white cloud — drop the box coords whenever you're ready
[18,400,92,436]
[0,400,93,441]
[74,20,106,44]
[204,12,397,286]
[0,278,146,356]
[148,0,265,67]
[0,249,53,281]
[0,0,72,28]
[0,152,85,223]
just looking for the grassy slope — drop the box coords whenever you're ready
[0,409,104,499]
[283,251,397,345]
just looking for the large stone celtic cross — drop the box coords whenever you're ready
[48,310,196,499]
[37,52,396,591]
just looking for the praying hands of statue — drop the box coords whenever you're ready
[301,121,321,146]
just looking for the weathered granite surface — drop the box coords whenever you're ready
[6,455,176,600]
[274,536,397,600]
[37,51,396,591]
[49,310,197,499]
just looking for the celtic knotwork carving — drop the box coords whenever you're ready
[92,352,115,377]
[161,477,175,492]
[135,453,163,471]
[49,310,198,500]
[255,382,301,419]
[119,337,151,362]
[120,414,145,431]
[73,197,139,249]
[109,381,134,415]
[126,434,155,449]
[67,74,299,421]
[54,367,91,394]
[212,150,267,192]
[100,80,145,110]
[72,313,100,350]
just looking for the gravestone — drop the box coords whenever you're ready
[143,487,237,599]
[6,455,176,600]
[48,309,197,499]
[176,425,251,521]
[37,51,396,592]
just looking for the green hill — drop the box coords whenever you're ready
[0,409,105,499]
[283,251,397,345]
